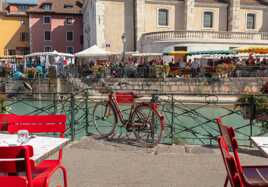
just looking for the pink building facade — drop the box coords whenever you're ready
[29,14,83,54]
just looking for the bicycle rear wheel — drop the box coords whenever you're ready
[131,104,164,146]
[93,102,117,137]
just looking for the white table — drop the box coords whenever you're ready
[251,136,268,157]
[0,133,70,164]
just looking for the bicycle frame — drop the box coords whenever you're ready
[107,92,162,128]
[107,93,134,126]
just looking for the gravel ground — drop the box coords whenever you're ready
[50,137,268,187]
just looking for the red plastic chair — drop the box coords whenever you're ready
[0,145,62,187]
[216,118,268,187]
[218,136,243,187]
[8,114,68,187]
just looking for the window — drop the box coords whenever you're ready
[20,32,29,42]
[174,46,187,51]
[158,9,168,26]
[17,47,30,55]
[44,31,51,41]
[65,17,74,25]
[18,5,28,11]
[66,31,73,41]
[247,13,256,30]
[66,47,74,54]
[203,11,213,28]
[42,3,52,11]
[44,46,52,52]
[64,4,73,8]
[43,16,51,24]
[8,49,16,55]
[80,35,83,45]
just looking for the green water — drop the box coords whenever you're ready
[5,100,267,145]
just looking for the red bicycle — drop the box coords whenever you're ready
[93,81,165,146]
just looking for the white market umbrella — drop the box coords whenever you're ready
[75,45,114,58]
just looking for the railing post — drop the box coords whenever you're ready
[53,93,57,114]
[85,89,90,135]
[171,95,175,144]
[249,95,256,147]
[70,93,75,141]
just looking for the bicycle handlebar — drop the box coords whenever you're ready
[99,79,130,93]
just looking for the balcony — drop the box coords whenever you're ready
[142,30,268,42]
[140,30,268,52]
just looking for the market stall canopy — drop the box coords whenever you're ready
[233,46,268,54]
[188,50,236,56]
[25,51,74,58]
[162,50,235,57]
[75,45,115,58]
[0,55,24,59]
[132,53,162,57]
[163,51,188,57]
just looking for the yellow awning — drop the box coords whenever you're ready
[163,51,188,57]
[234,46,268,54]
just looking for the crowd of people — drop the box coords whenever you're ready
[0,53,267,80]
[0,54,74,80]
[0,58,24,79]
[76,55,268,79]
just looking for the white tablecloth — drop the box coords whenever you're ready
[0,133,70,163]
[251,136,268,156]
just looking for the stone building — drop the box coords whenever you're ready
[83,0,268,53]
[28,0,83,53]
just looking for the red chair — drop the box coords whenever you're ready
[216,118,268,187]
[0,145,62,187]
[8,114,68,187]
[218,136,243,187]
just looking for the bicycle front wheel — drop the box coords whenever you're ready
[93,102,117,137]
[131,104,164,146]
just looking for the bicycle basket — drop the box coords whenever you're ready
[115,92,135,104]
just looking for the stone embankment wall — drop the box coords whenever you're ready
[99,77,268,94]
[2,77,268,96]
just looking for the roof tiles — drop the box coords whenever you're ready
[27,0,83,15]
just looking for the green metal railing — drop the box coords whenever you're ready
[1,91,267,146]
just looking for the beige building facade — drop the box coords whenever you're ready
[83,0,268,53]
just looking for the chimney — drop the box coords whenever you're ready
[228,0,240,32]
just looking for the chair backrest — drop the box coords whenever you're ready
[218,137,243,187]
[8,114,67,161]
[0,146,34,187]
[0,114,16,131]
[8,114,66,137]
[216,118,243,174]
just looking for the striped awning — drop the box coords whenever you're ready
[188,50,236,56]
[163,50,235,56]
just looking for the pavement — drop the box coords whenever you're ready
[51,136,268,187]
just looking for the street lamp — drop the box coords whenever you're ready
[121,32,126,62]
